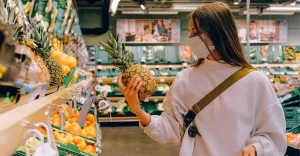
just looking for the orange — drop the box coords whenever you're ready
[68,56,77,68]
[86,127,96,139]
[52,114,59,119]
[53,131,60,141]
[65,111,70,120]
[84,145,93,154]
[73,136,82,144]
[52,119,60,127]
[53,53,70,66]
[86,114,95,123]
[61,65,71,75]
[78,139,87,150]
[69,118,78,123]
[70,123,82,134]
[38,128,46,135]
[65,105,70,112]
[59,137,68,144]
[81,129,88,137]
[64,121,71,131]
[65,133,73,144]
[84,121,91,127]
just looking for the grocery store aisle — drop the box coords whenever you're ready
[101,126,180,156]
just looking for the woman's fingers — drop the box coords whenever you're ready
[134,81,143,93]
[117,74,125,91]
[124,75,139,94]
[129,77,141,94]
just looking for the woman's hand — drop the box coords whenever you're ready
[238,145,256,156]
[117,74,143,114]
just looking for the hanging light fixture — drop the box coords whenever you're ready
[234,0,241,5]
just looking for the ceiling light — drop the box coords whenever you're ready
[267,6,300,11]
[233,0,241,5]
[149,11,179,15]
[141,4,145,10]
[109,0,120,16]
[172,3,201,11]
[244,10,295,15]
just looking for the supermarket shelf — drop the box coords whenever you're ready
[107,96,165,102]
[96,64,184,69]
[98,116,139,122]
[0,79,90,156]
[97,77,175,84]
[252,63,300,68]
[95,63,299,70]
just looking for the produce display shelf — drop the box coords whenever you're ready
[286,124,300,156]
[95,63,300,70]
[0,79,89,156]
[97,77,175,84]
[98,116,139,123]
[106,96,165,102]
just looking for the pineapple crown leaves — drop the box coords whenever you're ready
[99,33,134,72]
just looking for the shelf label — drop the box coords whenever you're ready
[97,65,102,69]
[98,79,103,83]
[160,78,165,82]
[153,98,159,102]
[182,63,188,67]
[168,65,174,68]
[142,64,147,68]
[144,98,149,102]
[113,79,117,83]
[156,65,161,68]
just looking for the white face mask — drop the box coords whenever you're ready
[187,34,215,58]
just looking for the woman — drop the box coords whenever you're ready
[117,2,286,156]
[153,19,167,36]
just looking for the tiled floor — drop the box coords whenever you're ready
[101,126,180,156]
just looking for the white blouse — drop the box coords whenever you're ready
[140,58,287,156]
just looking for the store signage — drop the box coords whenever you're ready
[116,19,181,44]
[236,20,288,43]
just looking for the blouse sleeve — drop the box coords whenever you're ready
[139,84,183,144]
[247,72,287,155]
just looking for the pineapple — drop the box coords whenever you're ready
[45,59,64,84]
[30,25,52,60]
[100,33,156,100]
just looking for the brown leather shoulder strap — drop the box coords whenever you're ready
[191,68,255,114]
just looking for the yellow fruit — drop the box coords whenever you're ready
[38,128,46,135]
[59,137,68,144]
[86,114,95,123]
[69,118,78,123]
[65,133,73,144]
[53,131,60,141]
[68,56,77,68]
[64,121,71,131]
[61,65,71,75]
[72,70,78,83]
[81,129,88,137]
[86,127,96,139]
[84,145,93,154]
[53,119,60,127]
[73,136,82,144]
[70,123,82,134]
[78,140,87,151]
[53,53,70,66]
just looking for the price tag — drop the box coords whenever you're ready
[98,79,103,83]
[153,98,159,102]
[168,65,174,68]
[156,65,161,68]
[144,98,149,102]
[265,72,270,75]
[142,64,147,68]
[182,63,188,67]
[113,79,117,83]
[160,78,165,82]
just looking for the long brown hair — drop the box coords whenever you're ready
[190,2,253,68]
